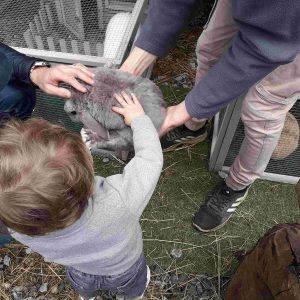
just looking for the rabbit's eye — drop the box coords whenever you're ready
[71,111,77,115]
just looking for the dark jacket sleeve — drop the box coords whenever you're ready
[135,0,300,119]
[185,0,300,118]
[0,42,39,86]
[135,0,198,57]
[0,52,12,91]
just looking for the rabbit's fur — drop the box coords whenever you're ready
[64,67,166,160]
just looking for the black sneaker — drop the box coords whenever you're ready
[160,122,208,152]
[193,181,250,232]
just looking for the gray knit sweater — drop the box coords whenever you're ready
[10,115,163,275]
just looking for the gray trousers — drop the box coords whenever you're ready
[65,253,148,299]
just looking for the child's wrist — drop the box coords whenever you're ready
[130,113,146,126]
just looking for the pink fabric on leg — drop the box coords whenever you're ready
[226,55,300,190]
[193,0,300,189]
[187,0,237,130]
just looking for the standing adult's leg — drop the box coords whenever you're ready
[193,53,300,232]
[194,0,237,84]
[188,0,238,127]
[226,54,300,190]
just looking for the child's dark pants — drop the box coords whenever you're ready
[65,253,148,299]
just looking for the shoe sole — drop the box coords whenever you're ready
[163,131,208,153]
[192,188,249,233]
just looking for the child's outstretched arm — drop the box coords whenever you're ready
[107,91,164,218]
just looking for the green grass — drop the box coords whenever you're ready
[92,84,300,282]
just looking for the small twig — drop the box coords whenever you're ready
[10,266,31,285]
[141,218,175,223]
[0,287,9,300]
[161,162,179,173]
[160,226,175,230]
[47,264,65,280]
[111,154,126,165]
[154,263,194,276]
[144,238,201,248]
[181,188,198,207]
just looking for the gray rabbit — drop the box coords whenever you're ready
[64,67,166,160]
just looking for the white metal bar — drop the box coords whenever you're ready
[54,0,64,24]
[209,94,244,172]
[210,112,220,159]
[96,43,104,57]
[45,3,54,26]
[47,36,56,51]
[96,0,104,30]
[71,40,80,54]
[12,47,117,66]
[35,36,44,50]
[23,29,34,48]
[39,8,49,32]
[34,15,43,35]
[59,39,67,53]
[83,41,91,56]
[29,22,37,36]
[115,0,148,64]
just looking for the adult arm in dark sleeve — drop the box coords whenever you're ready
[0,42,95,98]
[121,0,198,75]
[135,0,198,57]
[185,0,300,118]
[160,0,300,135]
[0,42,40,85]
[132,0,300,122]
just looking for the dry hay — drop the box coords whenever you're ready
[152,29,202,86]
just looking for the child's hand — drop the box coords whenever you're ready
[112,91,145,126]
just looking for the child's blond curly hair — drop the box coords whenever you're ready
[0,117,94,236]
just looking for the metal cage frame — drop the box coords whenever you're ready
[209,96,300,185]
[7,0,148,67]
[0,0,149,134]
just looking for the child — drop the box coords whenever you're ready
[0,91,163,300]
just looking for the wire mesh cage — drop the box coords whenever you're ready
[0,0,147,66]
[209,97,300,184]
[0,0,148,133]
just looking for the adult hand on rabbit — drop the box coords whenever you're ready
[30,63,95,98]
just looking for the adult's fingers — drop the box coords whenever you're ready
[71,67,94,86]
[45,84,71,98]
[64,76,87,93]
[72,63,95,79]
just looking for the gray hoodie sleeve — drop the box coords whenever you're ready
[135,0,300,118]
[106,115,163,218]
